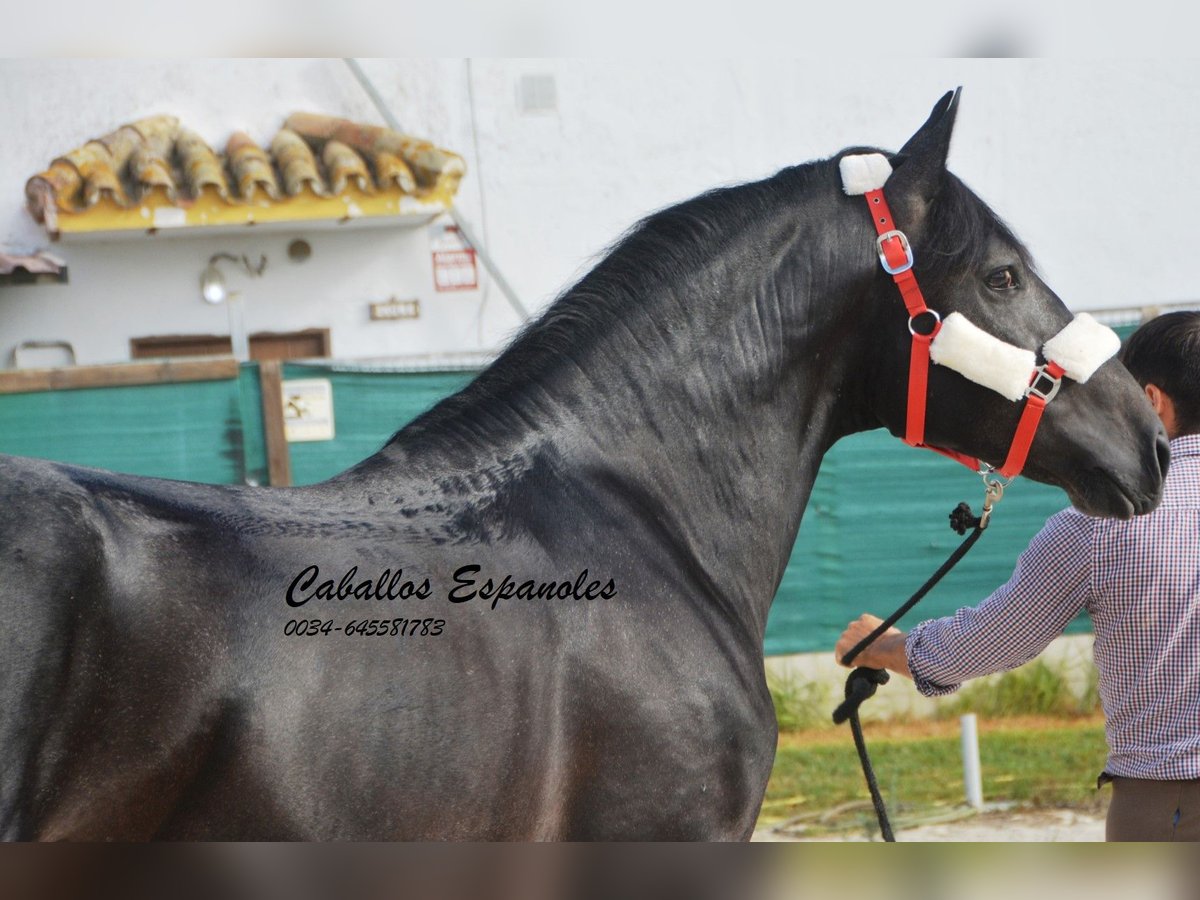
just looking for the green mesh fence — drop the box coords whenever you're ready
[0,373,255,484]
[762,431,1079,655]
[280,363,475,485]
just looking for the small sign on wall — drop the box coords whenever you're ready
[370,297,421,320]
[429,222,479,292]
[282,378,335,442]
[433,250,478,291]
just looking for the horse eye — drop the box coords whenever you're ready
[985,267,1019,291]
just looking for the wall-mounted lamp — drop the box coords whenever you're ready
[200,261,228,305]
[198,253,267,362]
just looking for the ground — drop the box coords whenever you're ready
[755,806,1105,841]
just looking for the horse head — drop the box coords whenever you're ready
[848,90,1168,518]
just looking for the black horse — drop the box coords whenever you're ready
[0,91,1168,840]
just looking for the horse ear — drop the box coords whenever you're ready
[890,88,961,210]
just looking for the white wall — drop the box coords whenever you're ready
[2,59,1199,367]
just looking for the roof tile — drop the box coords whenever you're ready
[323,140,372,195]
[24,113,466,236]
[226,132,280,201]
[177,129,231,201]
[270,129,327,198]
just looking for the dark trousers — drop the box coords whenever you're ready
[1103,774,1200,841]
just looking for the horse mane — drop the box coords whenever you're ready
[390,161,825,448]
[388,153,1030,450]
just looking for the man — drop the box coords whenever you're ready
[836,310,1200,842]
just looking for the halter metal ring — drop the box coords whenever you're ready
[978,463,1011,490]
[1027,365,1063,403]
[907,308,941,337]
[877,230,914,274]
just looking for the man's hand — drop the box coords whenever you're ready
[835,614,913,678]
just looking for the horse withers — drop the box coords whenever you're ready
[0,90,1168,840]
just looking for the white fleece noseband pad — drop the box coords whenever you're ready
[929,312,1120,401]
[839,153,892,196]
[930,313,1038,402]
[1042,312,1120,384]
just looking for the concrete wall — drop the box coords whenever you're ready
[2,59,1199,366]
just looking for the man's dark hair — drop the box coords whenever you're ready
[1120,310,1200,435]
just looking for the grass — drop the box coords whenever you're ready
[761,660,1108,837]
[759,717,1108,837]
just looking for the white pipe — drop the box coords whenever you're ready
[227,292,250,363]
[341,58,530,322]
[961,713,984,810]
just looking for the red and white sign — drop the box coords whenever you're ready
[432,248,478,291]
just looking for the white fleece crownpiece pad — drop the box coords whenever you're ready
[839,153,893,196]
[930,313,1038,402]
[1043,313,1120,384]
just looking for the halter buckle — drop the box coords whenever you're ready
[1027,365,1063,403]
[876,230,914,275]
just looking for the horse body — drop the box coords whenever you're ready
[1,188,842,840]
[0,91,1169,839]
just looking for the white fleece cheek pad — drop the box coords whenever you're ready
[1043,313,1121,383]
[839,153,893,196]
[929,312,1038,402]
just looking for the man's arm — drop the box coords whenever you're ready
[834,509,1095,696]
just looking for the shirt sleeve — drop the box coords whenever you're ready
[905,508,1094,697]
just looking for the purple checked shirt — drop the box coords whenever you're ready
[906,434,1200,780]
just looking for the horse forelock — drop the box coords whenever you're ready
[921,172,1036,281]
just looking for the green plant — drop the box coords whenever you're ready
[937,659,1100,720]
[768,671,832,733]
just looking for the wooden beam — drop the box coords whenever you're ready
[0,357,240,395]
[258,360,293,487]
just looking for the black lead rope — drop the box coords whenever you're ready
[831,497,994,841]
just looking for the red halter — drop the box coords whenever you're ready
[860,187,1064,481]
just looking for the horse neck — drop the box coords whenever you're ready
[383,172,878,639]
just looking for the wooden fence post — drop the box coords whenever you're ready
[258,360,293,487]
